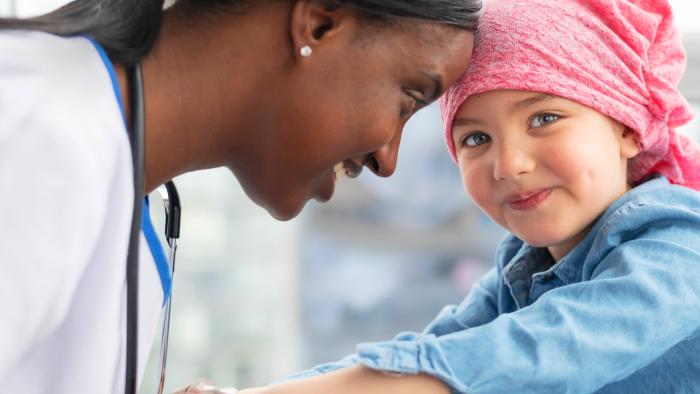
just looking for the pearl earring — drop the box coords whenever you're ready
[300,45,312,57]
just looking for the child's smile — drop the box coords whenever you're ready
[504,188,552,211]
[451,90,640,261]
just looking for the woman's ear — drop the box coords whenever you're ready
[288,1,356,60]
[619,126,641,159]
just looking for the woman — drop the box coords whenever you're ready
[0,1,479,394]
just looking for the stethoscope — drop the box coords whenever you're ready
[125,63,181,394]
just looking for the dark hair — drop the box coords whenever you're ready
[0,0,481,66]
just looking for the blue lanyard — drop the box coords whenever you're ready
[88,37,172,303]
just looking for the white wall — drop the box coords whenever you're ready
[0,0,14,15]
[6,0,61,16]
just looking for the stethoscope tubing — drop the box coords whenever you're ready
[125,62,181,394]
[125,62,146,394]
[156,182,180,394]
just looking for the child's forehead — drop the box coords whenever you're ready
[456,90,568,114]
[452,90,626,129]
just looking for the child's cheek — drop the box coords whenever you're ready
[540,135,590,182]
[461,162,493,213]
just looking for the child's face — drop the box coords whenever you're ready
[451,90,639,261]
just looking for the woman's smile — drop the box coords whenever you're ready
[315,160,364,203]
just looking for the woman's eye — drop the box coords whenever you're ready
[530,113,560,128]
[400,89,427,118]
[462,132,491,147]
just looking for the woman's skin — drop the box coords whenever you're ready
[113,2,472,392]
[114,0,473,220]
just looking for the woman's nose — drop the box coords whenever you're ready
[367,133,402,178]
[493,142,536,181]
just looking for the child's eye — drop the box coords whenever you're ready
[461,132,491,147]
[530,113,560,128]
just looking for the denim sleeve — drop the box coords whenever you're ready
[355,225,700,393]
[272,353,360,383]
[421,267,500,337]
[272,267,501,384]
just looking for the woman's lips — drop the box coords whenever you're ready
[334,162,348,181]
[341,160,364,179]
[315,161,363,203]
[314,172,336,203]
[505,188,552,211]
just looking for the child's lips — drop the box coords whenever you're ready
[505,188,553,211]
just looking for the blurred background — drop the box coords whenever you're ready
[2,0,699,392]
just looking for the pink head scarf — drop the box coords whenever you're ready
[440,0,700,190]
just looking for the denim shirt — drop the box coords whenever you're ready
[282,177,700,393]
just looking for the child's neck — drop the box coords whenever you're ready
[547,222,595,262]
[546,182,634,262]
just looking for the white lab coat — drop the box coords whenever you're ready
[0,30,164,393]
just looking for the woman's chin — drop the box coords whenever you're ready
[263,189,312,221]
[242,171,337,221]
[267,201,306,221]
[271,174,338,220]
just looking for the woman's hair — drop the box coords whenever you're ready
[0,0,481,66]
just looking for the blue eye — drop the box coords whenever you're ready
[462,132,491,147]
[530,113,559,128]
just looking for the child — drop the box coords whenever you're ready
[182,0,700,393]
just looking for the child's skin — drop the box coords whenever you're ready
[451,90,641,261]
[180,365,450,394]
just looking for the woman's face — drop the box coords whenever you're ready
[234,21,473,220]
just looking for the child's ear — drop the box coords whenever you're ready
[619,126,641,159]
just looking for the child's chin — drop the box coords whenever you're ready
[515,232,565,248]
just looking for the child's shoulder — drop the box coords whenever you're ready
[602,176,700,227]
[591,176,700,255]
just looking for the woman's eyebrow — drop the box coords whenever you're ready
[510,93,555,112]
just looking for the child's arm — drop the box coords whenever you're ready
[339,222,700,393]
[268,210,700,393]
[241,365,450,394]
[420,267,501,335]
[275,267,501,383]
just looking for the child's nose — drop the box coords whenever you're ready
[493,142,536,181]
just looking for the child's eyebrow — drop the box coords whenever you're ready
[452,93,557,131]
[510,93,555,112]
[452,117,483,128]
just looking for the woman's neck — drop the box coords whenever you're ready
[114,3,286,193]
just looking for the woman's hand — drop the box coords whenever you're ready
[237,389,269,394]
[171,379,239,394]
